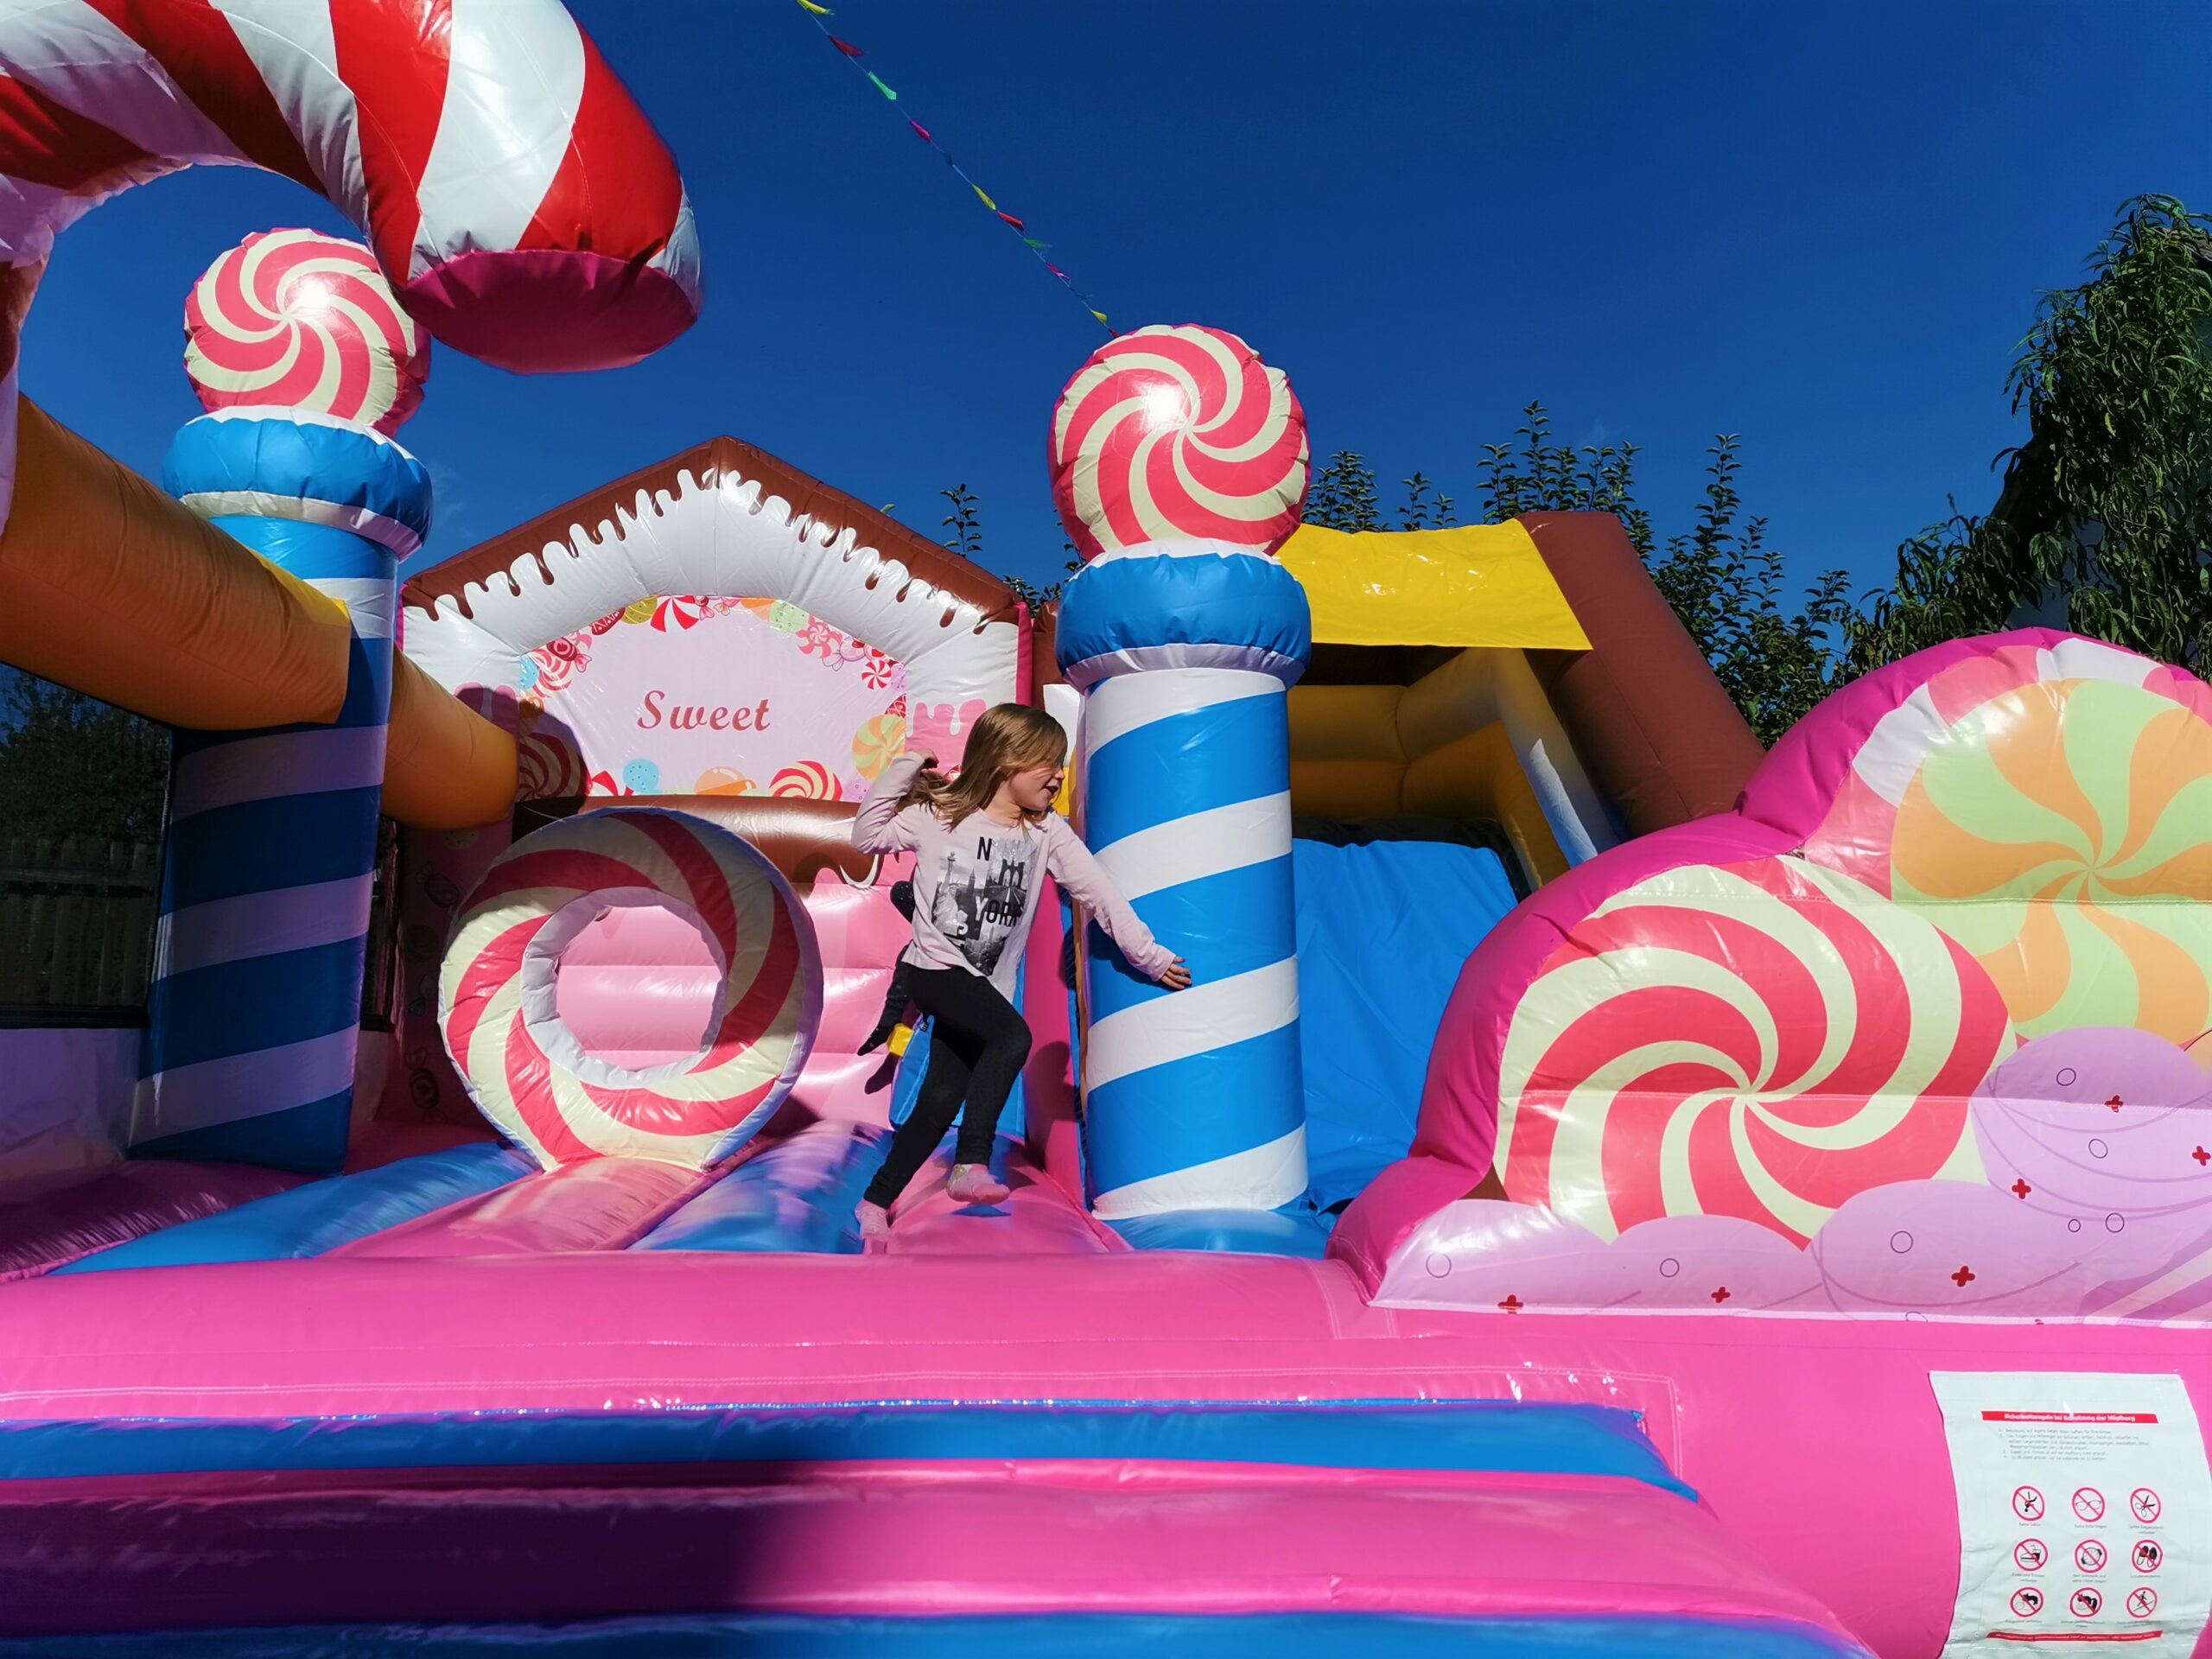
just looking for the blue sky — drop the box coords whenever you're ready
[25,0,2212,602]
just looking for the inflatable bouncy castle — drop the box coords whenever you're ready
[2,8,2210,1657]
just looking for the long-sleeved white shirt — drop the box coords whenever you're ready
[852,750,1178,1000]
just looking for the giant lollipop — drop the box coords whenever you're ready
[1495,855,2015,1244]
[1050,324,1309,556]
[185,228,429,434]
[1050,325,1315,1217]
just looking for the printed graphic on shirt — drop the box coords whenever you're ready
[930,830,1034,974]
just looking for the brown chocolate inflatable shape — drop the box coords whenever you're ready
[1520,512,1764,833]
[579,795,874,888]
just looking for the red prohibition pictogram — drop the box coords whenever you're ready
[2014,1539,2049,1572]
[2127,1586,2158,1620]
[2072,1486,2107,1523]
[2011,1587,2045,1618]
[2075,1539,2107,1572]
[2013,1485,2046,1521]
[2129,1488,2162,1523]
[2132,1540,2164,1574]
[2070,1586,2103,1618]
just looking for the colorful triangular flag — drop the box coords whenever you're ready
[829,35,864,56]
[996,210,1027,232]
[971,184,997,212]
[906,117,933,143]
[867,71,897,100]
[795,0,832,12]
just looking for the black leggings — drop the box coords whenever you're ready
[863,967,1031,1207]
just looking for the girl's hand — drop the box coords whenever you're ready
[1158,958,1192,991]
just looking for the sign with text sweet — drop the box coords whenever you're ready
[512,595,906,802]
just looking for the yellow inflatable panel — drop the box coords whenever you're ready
[384,654,518,829]
[1279,521,1591,651]
[0,398,351,729]
[0,397,518,830]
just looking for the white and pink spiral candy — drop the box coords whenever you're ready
[0,0,700,535]
[1495,856,2016,1245]
[186,231,429,432]
[440,809,822,1168]
[1050,324,1310,556]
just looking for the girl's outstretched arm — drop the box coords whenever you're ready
[853,749,929,854]
[1042,817,1186,985]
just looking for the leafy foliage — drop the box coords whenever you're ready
[1398,471,1458,531]
[0,669,170,845]
[1303,451,1385,531]
[1851,194,2212,675]
[939,482,984,561]
[1473,402,1654,556]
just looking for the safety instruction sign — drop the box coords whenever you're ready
[1933,1372,2210,1656]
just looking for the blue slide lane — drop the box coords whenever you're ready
[1108,1205,1334,1259]
[1293,837,1520,1210]
[0,1612,1870,1658]
[54,1144,533,1273]
[0,1400,1691,1499]
[633,1123,888,1254]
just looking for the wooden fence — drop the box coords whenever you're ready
[0,836,161,1017]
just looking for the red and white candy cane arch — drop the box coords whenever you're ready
[0,0,700,531]
[442,807,823,1169]
[399,437,1027,772]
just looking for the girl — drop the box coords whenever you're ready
[850,702,1189,1236]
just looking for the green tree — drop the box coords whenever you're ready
[938,482,984,562]
[1398,471,1458,530]
[0,669,170,845]
[1853,194,2212,675]
[1304,451,1384,531]
[1474,402,1652,556]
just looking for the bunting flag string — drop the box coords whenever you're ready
[792,0,1112,334]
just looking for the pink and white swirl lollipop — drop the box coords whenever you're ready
[1050,324,1308,556]
[1495,855,2015,1245]
[185,229,429,433]
[441,807,822,1168]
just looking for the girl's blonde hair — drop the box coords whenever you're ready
[903,702,1067,824]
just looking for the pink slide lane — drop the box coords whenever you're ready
[883,1141,1127,1255]
[334,1157,707,1256]
[3,1250,2208,1655]
[0,1462,1857,1640]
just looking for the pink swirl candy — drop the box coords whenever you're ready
[1050,324,1308,556]
[185,229,429,432]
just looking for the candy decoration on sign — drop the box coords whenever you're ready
[517,729,587,801]
[852,712,908,780]
[1050,325,1310,557]
[1493,855,2014,1244]
[768,760,843,800]
[695,766,757,797]
[185,231,429,433]
[440,809,821,1168]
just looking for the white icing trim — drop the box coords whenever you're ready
[404,461,1020,715]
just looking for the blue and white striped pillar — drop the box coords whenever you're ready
[1056,540,1313,1218]
[131,412,431,1173]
